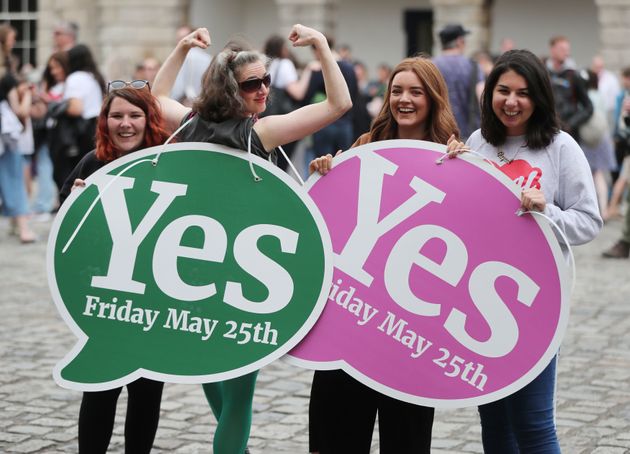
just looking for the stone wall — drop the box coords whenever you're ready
[37,0,630,77]
[38,0,188,79]
[596,0,630,72]
[430,0,488,56]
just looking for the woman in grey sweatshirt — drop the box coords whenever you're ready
[465,49,602,453]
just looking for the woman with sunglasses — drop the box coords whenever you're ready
[308,56,462,454]
[152,24,351,454]
[59,85,170,453]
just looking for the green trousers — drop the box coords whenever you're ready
[202,371,258,454]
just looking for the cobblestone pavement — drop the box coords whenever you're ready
[1,215,629,453]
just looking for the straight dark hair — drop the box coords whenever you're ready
[480,49,559,149]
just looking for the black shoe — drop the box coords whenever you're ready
[602,240,630,258]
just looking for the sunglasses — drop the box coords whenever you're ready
[107,79,150,93]
[238,74,271,93]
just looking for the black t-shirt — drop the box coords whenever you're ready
[59,150,104,206]
[304,60,358,123]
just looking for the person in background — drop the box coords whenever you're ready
[591,54,621,130]
[350,60,373,138]
[456,49,601,453]
[602,66,630,258]
[474,50,494,78]
[499,37,515,55]
[545,35,592,141]
[0,22,35,244]
[308,56,462,454]
[261,34,300,170]
[433,23,485,140]
[53,20,78,52]
[29,51,69,218]
[578,69,617,220]
[336,43,353,63]
[49,44,105,189]
[59,85,169,453]
[366,63,391,100]
[291,33,358,157]
[152,24,351,454]
[365,63,391,118]
[134,57,161,86]
[602,152,630,259]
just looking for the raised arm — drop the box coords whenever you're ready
[152,27,211,131]
[254,24,352,151]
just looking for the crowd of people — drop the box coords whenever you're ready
[0,15,626,453]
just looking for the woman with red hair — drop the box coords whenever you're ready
[59,82,169,203]
[59,83,169,453]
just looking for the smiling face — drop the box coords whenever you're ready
[389,70,431,139]
[492,69,534,136]
[237,60,269,116]
[107,96,147,154]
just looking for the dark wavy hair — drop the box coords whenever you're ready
[193,40,269,122]
[480,49,559,149]
[369,55,459,144]
[67,44,106,94]
[95,87,170,162]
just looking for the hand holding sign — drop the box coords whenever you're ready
[289,140,570,408]
[48,143,332,391]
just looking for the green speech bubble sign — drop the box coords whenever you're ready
[47,143,332,391]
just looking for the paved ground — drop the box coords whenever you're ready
[1,214,629,453]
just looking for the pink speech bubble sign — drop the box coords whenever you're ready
[289,140,570,408]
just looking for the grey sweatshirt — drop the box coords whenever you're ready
[466,130,603,247]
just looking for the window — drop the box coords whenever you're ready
[0,0,38,68]
[404,10,434,57]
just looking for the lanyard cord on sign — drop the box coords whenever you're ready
[62,113,306,253]
[62,115,196,254]
[246,128,305,186]
[435,149,576,295]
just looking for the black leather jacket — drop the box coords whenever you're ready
[548,66,593,140]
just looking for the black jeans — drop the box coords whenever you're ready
[309,370,434,454]
[78,378,164,454]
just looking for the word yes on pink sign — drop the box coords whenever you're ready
[289,140,570,408]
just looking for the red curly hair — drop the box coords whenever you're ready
[95,87,170,162]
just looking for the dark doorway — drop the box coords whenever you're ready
[404,10,434,57]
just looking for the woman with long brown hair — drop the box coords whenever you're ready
[308,56,461,454]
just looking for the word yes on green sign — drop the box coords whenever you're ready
[47,143,332,391]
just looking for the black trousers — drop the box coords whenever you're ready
[309,370,434,454]
[78,378,164,454]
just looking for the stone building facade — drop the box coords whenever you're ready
[30,0,630,79]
